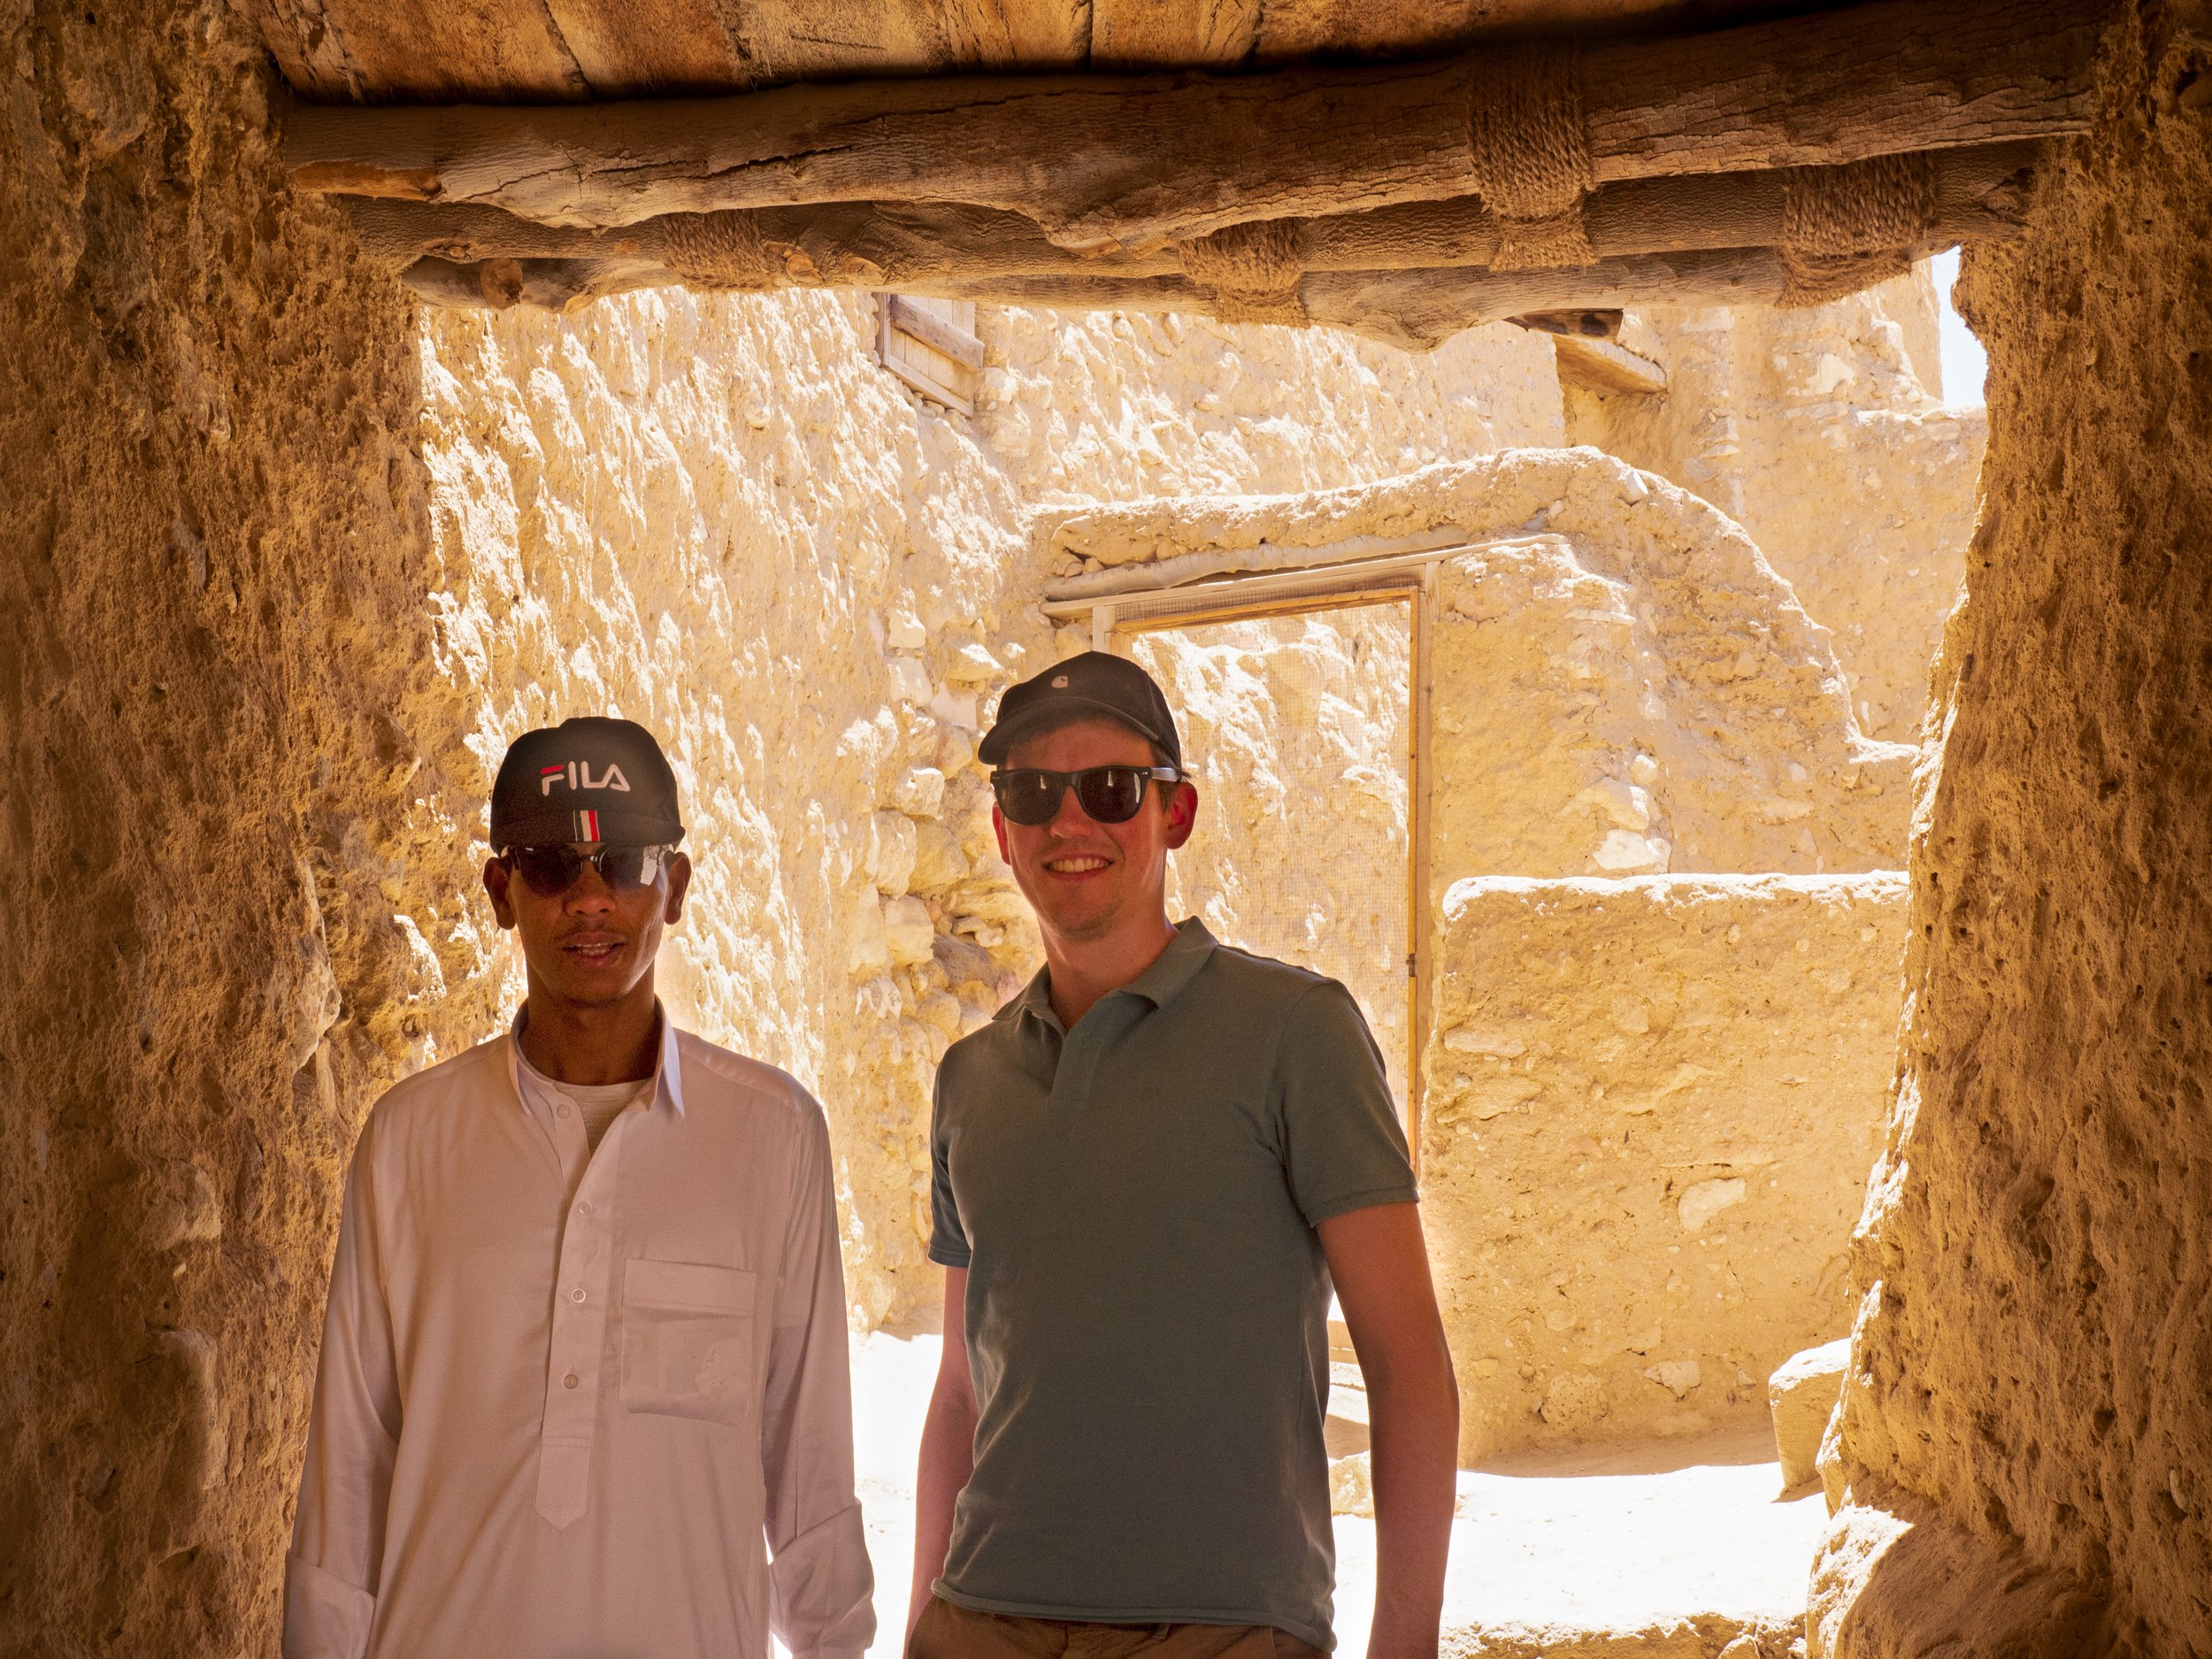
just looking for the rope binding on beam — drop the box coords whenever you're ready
[658,211,789,290]
[1175,219,1310,325]
[1466,43,1595,272]
[1778,151,1939,306]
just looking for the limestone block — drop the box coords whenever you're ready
[1568,271,1984,745]
[1422,873,1907,1461]
[888,657,933,704]
[927,685,979,730]
[892,765,947,818]
[1767,1338,1849,1491]
[1328,1453,1374,1517]
[1678,1178,1747,1234]
[883,896,936,966]
[870,811,918,895]
[1540,1371,1611,1433]
[847,890,893,972]
[278,933,344,1072]
[942,642,1003,684]
[1643,1359,1703,1400]
[911,822,971,892]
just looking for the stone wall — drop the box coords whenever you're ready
[1809,8,2212,1655]
[1569,272,1985,745]
[1039,452,1917,885]
[1422,875,1908,1463]
[0,9,1570,1640]
[1429,518,1908,880]
[1134,609,1415,1105]
[408,297,1561,1339]
[0,1,435,1651]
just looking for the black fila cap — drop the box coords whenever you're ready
[491,717,686,849]
[979,651,1184,771]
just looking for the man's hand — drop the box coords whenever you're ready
[910,1267,979,1638]
[1320,1203,1459,1659]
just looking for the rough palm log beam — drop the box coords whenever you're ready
[396,244,1809,353]
[343,140,2038,288]
[286,0,2100,250]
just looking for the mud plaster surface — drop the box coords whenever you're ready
[407,294,1558,1346]
[1135,609,1415,1105]
[1810,8,2212,1655]
[1571,271,1985,747]
[1425,875,1907,1462]
[1041,452,1916,886]
[0,0,442,1651]
[0,7,1567,1637]
[0,4,2008,1654]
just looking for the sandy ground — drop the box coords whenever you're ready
[849,1332,1827,1659]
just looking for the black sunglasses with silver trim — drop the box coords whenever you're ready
[989,764,1186,826]
[498,843,677,897]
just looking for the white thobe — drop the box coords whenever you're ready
[283,1010,875,1659]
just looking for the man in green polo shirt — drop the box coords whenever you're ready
[909,652,1459,1659]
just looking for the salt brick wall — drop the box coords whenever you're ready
[1810,6,2212,1654]
[1423,875,1909,1462]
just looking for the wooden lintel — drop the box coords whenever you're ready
[1552,334,1670,396]
[344,140,2041,289]
[398,243,1826,351]
[290,0,2099,248]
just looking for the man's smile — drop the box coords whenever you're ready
[1042,853,1112,875]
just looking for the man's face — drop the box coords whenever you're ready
[993,717,1197,945]
[483,844,693,1008]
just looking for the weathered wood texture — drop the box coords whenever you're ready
[284,0,2101,248]
[396,242,1824,350]
[336,140,2039,284]
[1551,332,1669,394]
[249,0,1818,105]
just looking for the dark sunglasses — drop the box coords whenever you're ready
[499,843,676,898]
[990,765,1184,827]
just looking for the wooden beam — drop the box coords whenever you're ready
[340,139,2040,286]
[396,242,1815,352]
[1090,0,1260,70]
[539,0,753,98]
[288,0,2100,248]
[917,0,1093,70]
[1551,333,1670,395]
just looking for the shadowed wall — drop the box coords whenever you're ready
[1811,4,2212,1652]
[0,0,438,1650]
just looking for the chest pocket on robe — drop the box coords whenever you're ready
[620,1258,758,1428]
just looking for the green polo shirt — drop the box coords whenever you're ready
[927,918,1417,1649]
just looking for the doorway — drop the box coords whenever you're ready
[1046,552,1440,1150]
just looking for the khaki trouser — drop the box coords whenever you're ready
[910,1595,1330,1659]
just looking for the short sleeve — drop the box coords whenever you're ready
[927,1067,972,1268]
[1275,978,1418,1227]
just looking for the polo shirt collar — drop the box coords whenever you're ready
[505,998,687,1118]
[1124,917,1218,1010]
[1008,918,1219,1032]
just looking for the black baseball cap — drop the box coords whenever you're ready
[491,717,686,849]
[978,651,1184,771]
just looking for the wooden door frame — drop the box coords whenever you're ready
[1041,554,1446,1168]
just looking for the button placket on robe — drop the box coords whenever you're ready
[532,1078,625,1527]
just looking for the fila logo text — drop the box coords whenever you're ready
[540,761,634,796]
